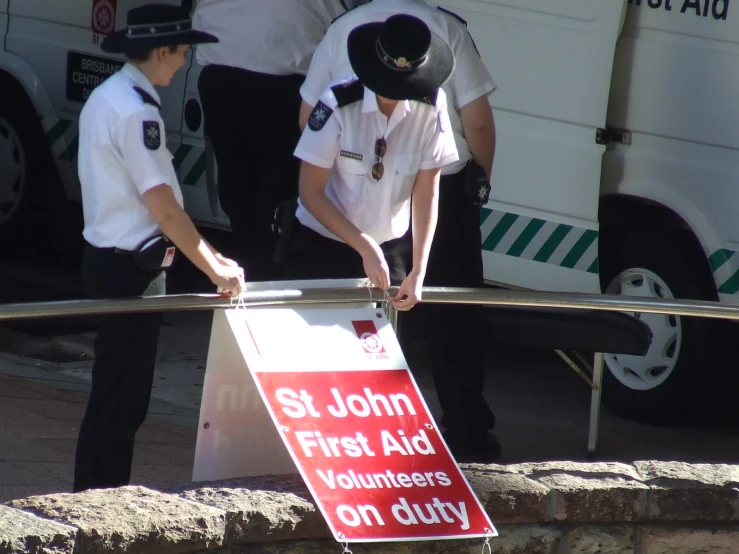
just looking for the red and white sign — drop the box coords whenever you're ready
[256,368,494,542]
[91,0,117,35]
[193,293,496,544]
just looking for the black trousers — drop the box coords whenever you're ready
[73,244,165,492]
[403,170,497,432]
[283,221,411,285]
[198,64,304,282]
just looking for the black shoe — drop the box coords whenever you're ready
[442,429,502,464]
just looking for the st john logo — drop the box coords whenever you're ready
[351,320,386,355]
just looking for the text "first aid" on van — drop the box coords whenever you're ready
[629,0,730,20]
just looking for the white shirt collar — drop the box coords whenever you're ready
[361,87,379,114]
[362,87,411,116]
[362,87,411,135]
[120,63,162,106]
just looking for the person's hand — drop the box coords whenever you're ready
[211,263,245,297]
[360,237,390,290]
[391,271,423,311]
[215,253,240,268]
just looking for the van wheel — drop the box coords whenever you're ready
[0,83,83,260]
[598,227,720,425]
[0,114,28,231]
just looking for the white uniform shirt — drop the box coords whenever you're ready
[300,0,496,174]
[192,0,346,75]
[294,76,459,245]
[78,63,184,251]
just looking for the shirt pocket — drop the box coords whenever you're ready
[336,155,371,204]
[337,155,370,176]
[395,153,422,175]
[394,153,422,200]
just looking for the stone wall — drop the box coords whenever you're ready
[3,461,739,554]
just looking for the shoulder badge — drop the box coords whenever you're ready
[143,121,161,150]
[133,86,161,109]
[308,101,334,131]
[331,79,364,108]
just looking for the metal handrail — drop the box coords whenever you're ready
[0,286,738,322]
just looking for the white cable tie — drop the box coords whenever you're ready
[481,528,494,554]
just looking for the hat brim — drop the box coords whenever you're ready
[101,29,218,54]
[347,22,454,102]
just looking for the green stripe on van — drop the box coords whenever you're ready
[718,269,739,295]
[46,119,72,147]
[561,230,598,269]
[183,154,206,186]
[587,258,599,275]
[59,134,79,161]
[479,208,598,275]
[507,218,545,257]
[709,249,734,272]
[482,212,518,252]
[533,224,572,263]
[172,144,192,172]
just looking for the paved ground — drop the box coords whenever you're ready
[2,250,739,504]
[0,370,196,502]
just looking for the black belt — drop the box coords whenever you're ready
[87,244,134,255]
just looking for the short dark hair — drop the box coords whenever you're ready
[124,44,179,63]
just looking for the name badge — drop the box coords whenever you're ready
[340,150,364,161]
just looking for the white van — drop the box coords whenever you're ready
[0,0,734,425]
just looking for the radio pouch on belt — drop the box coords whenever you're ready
[132,234,178,272]
[464,159,491,208]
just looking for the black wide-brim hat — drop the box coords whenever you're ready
[101,3,218,54]
[347,14,455,102]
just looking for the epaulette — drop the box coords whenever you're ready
[437,6,467,26]
[332,1,358,25]
[133,86,161,109]
[331,79,364,108]
[419,90,439,106]
[437,6,481,57]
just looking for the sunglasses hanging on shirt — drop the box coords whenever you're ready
[372,137,387,181]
